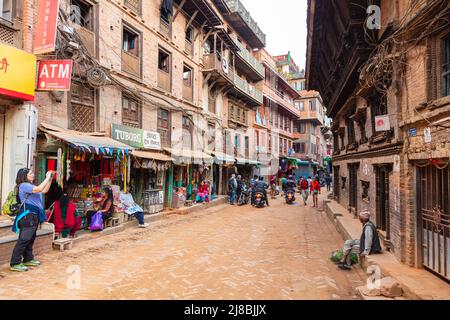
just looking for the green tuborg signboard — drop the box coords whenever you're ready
[112,124,144,148]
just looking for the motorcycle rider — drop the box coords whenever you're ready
[285,175,297,201]
[254,176,270,207]
[249,175,258,205]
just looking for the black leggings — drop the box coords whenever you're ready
[86,210,112,227]
[10,213,39,266]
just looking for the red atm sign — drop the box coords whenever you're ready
[37,60,73,91]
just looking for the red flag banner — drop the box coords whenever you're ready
[34,0,60,54]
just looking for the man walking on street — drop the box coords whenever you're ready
[228,174,237,205]
[299,176,309,205]
[325,174,332,192]
[338,210,382,270]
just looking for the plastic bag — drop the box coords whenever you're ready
[330,250,358,265]
[90,211,103,231]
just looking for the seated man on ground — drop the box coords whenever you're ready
[338,210,382,270]
[119,191,149,228]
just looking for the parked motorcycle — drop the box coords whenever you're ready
[237,185,250,206]
[253,191,266,208]
[285,189,296,204]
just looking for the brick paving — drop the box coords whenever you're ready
[0,196,365,300]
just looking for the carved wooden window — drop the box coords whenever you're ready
[1,0,13,21]
[123,27,139,57]
[70,0,94,31]
[368,90,388,134]
[442,34,450,97]
[157,108,170,148]
[122,95,141,128]
[70,81,96,132]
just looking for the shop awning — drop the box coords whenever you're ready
[212,151,235,164]
[247,159,261,166]
[164,148,214,164]
[41,124,133,154]
[131,150,173,162]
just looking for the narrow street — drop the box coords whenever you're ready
[0,196,365,300]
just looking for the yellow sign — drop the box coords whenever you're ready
[0,43,36,101]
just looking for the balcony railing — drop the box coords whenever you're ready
[223,0,266,47]
[183,84,193,102]
[77,26,96,57]
[232,36,264,78]
[202,53,234,83]
[159,17,171,38]
[185,39,194,57]
[124,0,141,15]
[158,69,171,92]
[233,75,263,104]
[121,51,140,78]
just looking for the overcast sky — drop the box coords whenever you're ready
[240,0,308,69]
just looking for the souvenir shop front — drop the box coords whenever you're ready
[279,157,299,177]
[166,148,214,208]
[235,157,261,183]
[130,150,173,213]
[38,124,133,227]
[212,152,235,196]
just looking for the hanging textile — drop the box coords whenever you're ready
[161,0,173,17]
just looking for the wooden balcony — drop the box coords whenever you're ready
[183,84,193,102]
[158,69,171,92]
[121,50,141,78]
[229,75,263,107]
[77,26,96,57]
[202,53,234,87]
[159,18,171,39]
[232,36,264,81]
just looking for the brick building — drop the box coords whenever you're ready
[26,0,267,208]
[306,0,450,281]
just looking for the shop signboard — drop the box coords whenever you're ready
[0,43,36,101]
[112,124,161,150]
[111,124,144,149]
[37,60,73,91]
[143,130,161,150]
[34,0,60,54]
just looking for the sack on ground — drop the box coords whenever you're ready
[330,250,358,265]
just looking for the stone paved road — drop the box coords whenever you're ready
[0,196,365,300]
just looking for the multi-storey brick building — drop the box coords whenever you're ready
[27,0,266,209]
[307,0,450,281]
[251,49,300,178]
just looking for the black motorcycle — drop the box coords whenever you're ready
[237,184,249,206]
[253,191,266,208]
[285,189,296,204]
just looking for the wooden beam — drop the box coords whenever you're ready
[194,21,207,42]
[208,80,217,91]
[173,0,186,21]
[185,10,199,31]
[202,73,212,87]
[202,29,216,47]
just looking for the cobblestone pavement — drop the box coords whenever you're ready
[0,195,366,300]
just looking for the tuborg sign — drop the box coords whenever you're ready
[112,124,161,150]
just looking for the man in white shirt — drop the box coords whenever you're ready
[119,192,149,228]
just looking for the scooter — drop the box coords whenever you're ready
[253,191,266,208]
[285,189,296,204]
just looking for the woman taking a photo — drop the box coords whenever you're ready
[10,168,54,272]
[86,187,114,229]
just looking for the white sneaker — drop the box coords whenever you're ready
[138,223,150,228]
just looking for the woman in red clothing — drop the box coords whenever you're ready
[310,177,321,208]
[52,191,82,238]
[195,180,210,204]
